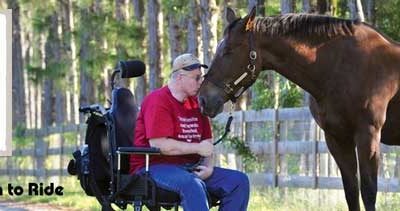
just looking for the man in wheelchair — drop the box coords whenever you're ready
[130,53,250,211]
[69,55,249,211]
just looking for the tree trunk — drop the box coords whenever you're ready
[29,14,46,128]
[7,0,26,128]
[187,0,200,56]
[281,0,294,14]
[35,83,42,128]
[60,0,80,124]
[115,0,127,22]
[348,0,365,21]
[200,0,218,65]
[45,10,66,126]
[248,0,257,12]
[365,0,375,25]
[278,0,291,109]
[394,154,400,178]
[41,79,54,127]
[302,0,311,13]
[88,0,110,105]
[54,92,65,124]
[21,8,32,128]
[132,0,146,104]
[48,6,66,182]
[24,58,32,128]
[357,0,365,21]
[220,0,234,29]
[60,0,75,124]
[147,0,162,91]
[115,0,130,88]
[317,0,328,14]
[43,12,63,127]
[28,84,35,128]
[79,7,96,122]
[132,0,144,22]
[168,14,182,66]
[257,0,266,16]
[248,0,265,15]
[330,0,338,16]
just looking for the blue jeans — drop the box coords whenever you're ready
[140,164,250,211]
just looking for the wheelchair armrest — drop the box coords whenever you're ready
[116,147,161,175]
[117,147,161,155]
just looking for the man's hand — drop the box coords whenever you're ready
[197,140,213,157]
[193,165,214,180]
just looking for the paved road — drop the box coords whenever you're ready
[0,201,74,211]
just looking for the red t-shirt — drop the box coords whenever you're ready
[129,86,212,174]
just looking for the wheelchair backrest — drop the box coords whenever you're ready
[110,87,138,173]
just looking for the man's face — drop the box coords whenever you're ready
[179,68,204,96]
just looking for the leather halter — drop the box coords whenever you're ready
[204,31,258,103]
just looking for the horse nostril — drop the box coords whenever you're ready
[216,98,224,107]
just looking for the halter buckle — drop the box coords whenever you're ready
[249,51,257,60]
[247,64,255,72]
[224,83,234,94]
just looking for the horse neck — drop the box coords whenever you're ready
[257,35,325,100]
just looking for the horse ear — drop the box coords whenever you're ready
[226,7,237,24]
[244,6,256,31]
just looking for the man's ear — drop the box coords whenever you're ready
[226,7,238,24]
[244,6,256,31]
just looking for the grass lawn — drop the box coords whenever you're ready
[1,176,400,211]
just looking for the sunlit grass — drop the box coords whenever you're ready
[1,176,400,211]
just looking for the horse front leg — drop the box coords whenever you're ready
[354,124,381,211]
[325,133,360,211]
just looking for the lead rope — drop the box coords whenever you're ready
[213,103,234,145]
[186,103,235,171]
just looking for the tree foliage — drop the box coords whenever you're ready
[375,0,400,41]
[8,0,400,126]
[251,72,303,109]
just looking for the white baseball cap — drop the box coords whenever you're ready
[172,53,208,72]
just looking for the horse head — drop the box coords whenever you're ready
[199,7,263,118]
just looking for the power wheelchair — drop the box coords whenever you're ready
[68,60,219,211]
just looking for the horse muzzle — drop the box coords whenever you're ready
[198,95,224,118]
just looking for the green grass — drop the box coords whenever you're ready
[0,176,100,210]
[1,176,400,211]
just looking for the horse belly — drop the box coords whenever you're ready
[381,93,400,145]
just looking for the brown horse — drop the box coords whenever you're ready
[198,7,400,211]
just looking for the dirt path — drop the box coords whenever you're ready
[0,200,75,211]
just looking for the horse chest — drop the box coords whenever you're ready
[310,99,355,139]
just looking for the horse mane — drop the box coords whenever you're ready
[254,14,361,43]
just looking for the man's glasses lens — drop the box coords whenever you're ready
[181,74,203,82]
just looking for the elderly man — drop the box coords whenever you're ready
[130,53,249,211]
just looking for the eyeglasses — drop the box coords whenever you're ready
[182,63,202,71]
[180,74,204,82]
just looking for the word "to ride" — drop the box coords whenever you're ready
[0,183,64,196]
